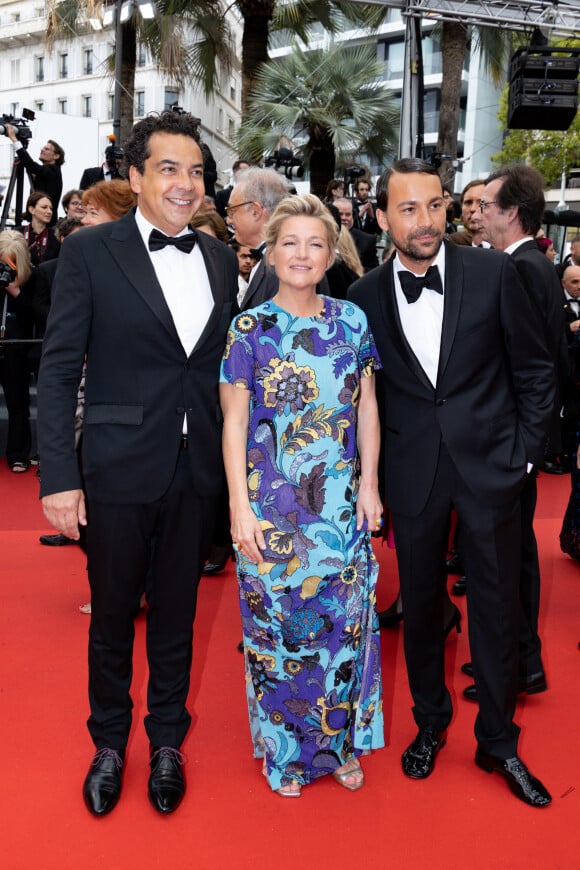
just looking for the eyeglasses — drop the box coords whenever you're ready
[225,200,255,216]
[479,199,498,212]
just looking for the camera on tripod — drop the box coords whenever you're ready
[264,147,304,180]
[0,108,35,145]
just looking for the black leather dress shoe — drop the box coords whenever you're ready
[82,748,124,816]
[461,661,474,677]
[475,749,551,807]
[446,553,464,575]
[452,575,467,595]
[402,729,447,779]
[39,533,77,546]
[463,671,548,702]
[377,600,403,628]
[148,747,186,813]
[203,544,234,575]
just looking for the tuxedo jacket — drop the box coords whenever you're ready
[240,259,278,310]
[79,166,105,190]
[350,227,379,272]
[37,209,238,504]
[348,242,555,517]
[510,240,568,451]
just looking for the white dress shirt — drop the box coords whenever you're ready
[135,208,214,433]
[393,246,446,387]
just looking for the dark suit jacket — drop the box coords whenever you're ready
[348,242,555,517]
[240,259,279,310]
[350,227,379,272]
[16,147,62,225]
[214,186,232,219]
[79,166,105,190]
[37,209,238,504]
[510,240,568,452]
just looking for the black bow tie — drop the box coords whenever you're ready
[398,265,443,304]
[249,247,264,261]
[148,229,197,254]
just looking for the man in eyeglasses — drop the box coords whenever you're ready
[464,163,568,700]
[225,166,289,310]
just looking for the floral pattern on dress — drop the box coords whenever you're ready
[220,296,384,790]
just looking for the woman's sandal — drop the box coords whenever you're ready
[262,758,302,798]
[11,461,29,474]
[333,757,364,792]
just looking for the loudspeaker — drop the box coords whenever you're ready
[507,47,579,131]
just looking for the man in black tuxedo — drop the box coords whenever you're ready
[352,178,380,235]
[79,144,124,190]
[335,197,379,272]
[225,167,289,310]
[349,158,554,808]
[459,165,568,704]
[37,110,238,817]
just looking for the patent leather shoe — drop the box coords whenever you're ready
[203,544,234,575]
[452,575,467,596]
[461,661,474,677]
[148,746,186,813]
[446,553,464,575]
[82,748,124,816]
[463,671,548,702]
[377,600,403,628]
[39,533,77,546]
[475,749,551,807]
[402,729,447,779]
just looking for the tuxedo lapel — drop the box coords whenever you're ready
[437,241,463,383]
[241,260,265,310]
[103,211,181,345]
[381,257,434,391]
[189,233,226,356]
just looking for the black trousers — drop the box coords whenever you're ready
[392,444,522,759]
[0,350,31,466]
[85,449,217,751]
[518,471,543,677]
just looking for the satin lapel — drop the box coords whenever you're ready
[381,258,433,391]
[103,211,181,345]
[241,261,265,310]
[189,233,226,356]
[437,241,462,383]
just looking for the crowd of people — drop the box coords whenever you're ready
[2,109,579,819]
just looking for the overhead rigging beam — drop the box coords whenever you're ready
[371,1,580,38]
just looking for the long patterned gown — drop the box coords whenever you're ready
[220,296,384,791]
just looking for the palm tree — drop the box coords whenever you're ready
[235,43,399,197]
[46,0,232,145]
[437,23,511,185]
[237,1,391,115]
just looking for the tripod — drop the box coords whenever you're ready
[0,148,26,231]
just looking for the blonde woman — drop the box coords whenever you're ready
[220,194,384,797]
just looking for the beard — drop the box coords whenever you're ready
[390,226,444,263]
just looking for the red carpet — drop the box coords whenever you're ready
[0,462,578,869]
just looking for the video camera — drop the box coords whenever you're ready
[0,108,35,145]
[104,144,124,178]
[0,262,17,290]
[265,147,304,180]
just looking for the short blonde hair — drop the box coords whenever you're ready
[0,230,32,284]
[265,194,338,263]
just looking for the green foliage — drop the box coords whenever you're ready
[236,42,398,166]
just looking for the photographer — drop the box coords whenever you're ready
[352,178,380,236]
[5,126,64,226]
[79,144,124,190]
[0,230,44,472]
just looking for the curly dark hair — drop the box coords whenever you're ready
[122,111,201,175]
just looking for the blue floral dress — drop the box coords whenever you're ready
[220,296,384,791]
